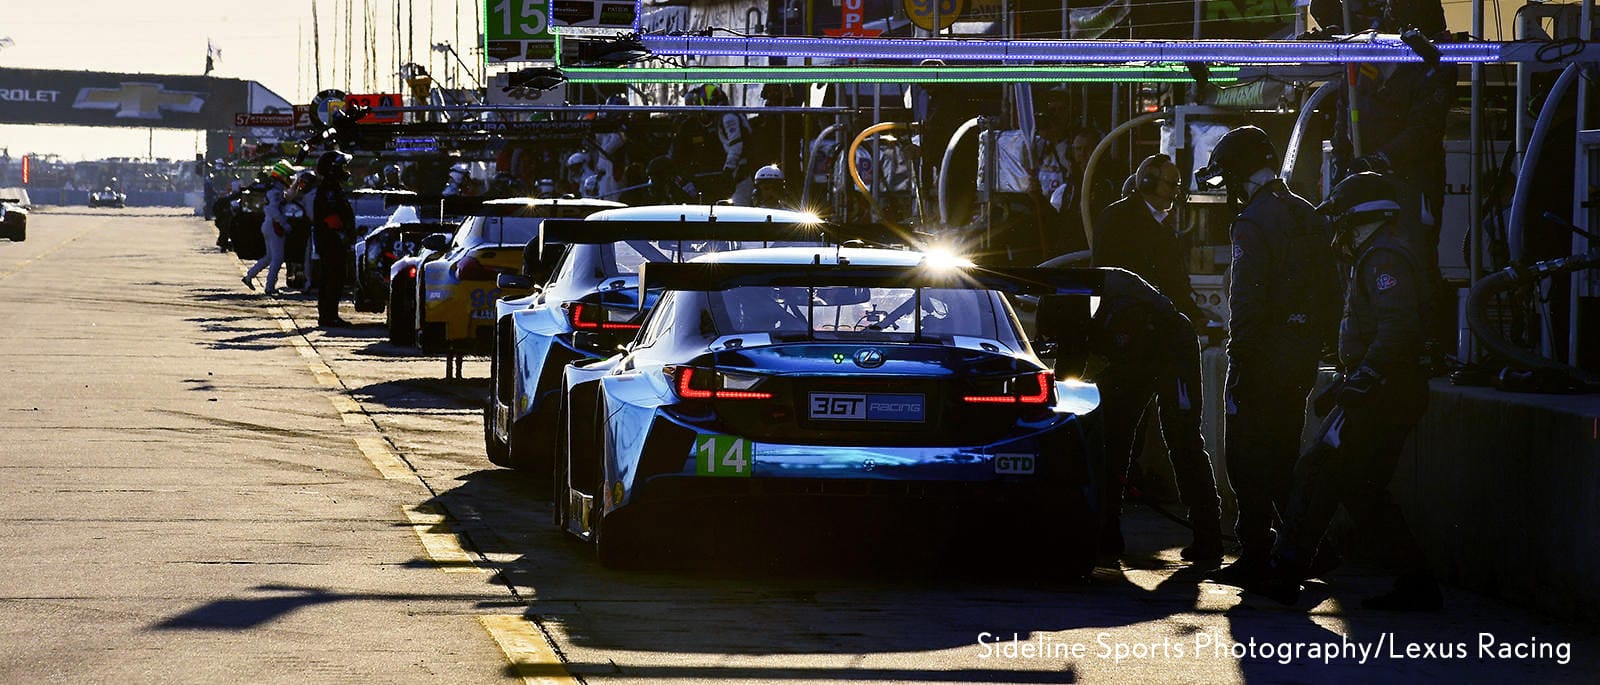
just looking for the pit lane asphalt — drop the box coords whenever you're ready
[0,209,1594,684]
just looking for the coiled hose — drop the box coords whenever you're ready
[1509,63,1581,264]
[1466,249,1600,383]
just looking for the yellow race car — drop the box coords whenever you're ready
[410,197,623,353]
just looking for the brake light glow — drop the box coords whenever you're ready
[406,265,417,279]
[453,255,498,281]
[569,303,643,331]
[963,371,1054,405]
[668,366,773,400]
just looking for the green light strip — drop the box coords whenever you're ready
[562,65,1238,84]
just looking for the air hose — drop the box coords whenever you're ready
[848,121,909,224]
[939,116,984,225]
[1466,249,1600,384]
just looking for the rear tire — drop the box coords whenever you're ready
[419,322,447,354]
[387,281,415,346]
[553,394,570,525]
[484,401,510,467]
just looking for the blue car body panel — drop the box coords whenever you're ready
[560,248,1108,556]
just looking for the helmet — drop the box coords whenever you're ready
[316,150,352,178]
[580,174,599,197]
[684,83,728,107]
[566,152,589,169]
[535,178,556,195]
[286,169,319,200]
[1316,171,1401,227]
[268,160,295,184]
[754,164,783,182]
[1195,125,1277,189]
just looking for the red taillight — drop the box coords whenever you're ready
[668,366,773,400]
[406,265,417,279]
[453,255,498,281]
[568,303,642,331]
[962,371,1055,405]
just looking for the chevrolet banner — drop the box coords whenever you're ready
[0,67,250,130]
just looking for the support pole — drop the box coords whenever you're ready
[1469,0,1484,363]
[1574,0,1594,367]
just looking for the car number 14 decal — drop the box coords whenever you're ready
[693,434,753,477]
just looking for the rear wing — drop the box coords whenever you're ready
[538,218,826,258]
[350,190,420,209]
[401,195,495,218]
[537,219,928,258]
[639,263,1106,304]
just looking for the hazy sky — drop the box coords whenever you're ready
[1,0,482,161]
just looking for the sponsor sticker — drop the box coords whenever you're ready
[1376,273,1398,291]
[994,454,1036,475]
[809,393,925,422]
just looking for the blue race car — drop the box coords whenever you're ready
[555,247,1107,571]
[483,204,824,470]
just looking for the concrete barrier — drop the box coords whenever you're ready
[1397,383,1600,619]
[1133,350,1600,619]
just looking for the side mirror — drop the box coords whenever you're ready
[572,331,604,353]
[421,233,450,252]
[497,273,535,290]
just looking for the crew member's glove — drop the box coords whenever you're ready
[1337,366,1384,408]
[1312,374,1344,418]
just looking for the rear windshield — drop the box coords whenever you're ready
[478,216,547,246]
[706,286,1017,343]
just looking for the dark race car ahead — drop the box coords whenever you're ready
[484,204,824,471]
[353,206,451,314]
[0,195,26,242]
[88,187,126,208]
[555,248,1108,572]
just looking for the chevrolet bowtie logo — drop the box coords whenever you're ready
[73,82,206,120]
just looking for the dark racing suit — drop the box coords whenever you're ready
[1275,229,1433,577]
[311,181,355,325]
[1224,179,1341,564]
[1083,268,1222,556]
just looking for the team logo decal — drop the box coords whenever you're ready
[852,348,885,369]
[1376,273,1398,291]
[1232,243,1245,261]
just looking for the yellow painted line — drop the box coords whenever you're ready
[329,395,368,428]
[404,505,485,574]
[266,307,340,385]
[0,226,93,282]
[355,435,413,480]
[478,615,578,685]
